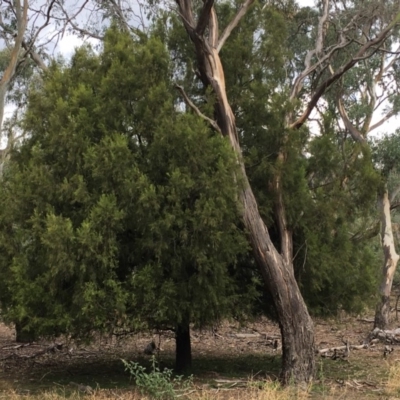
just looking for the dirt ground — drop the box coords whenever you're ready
[0,314,399,398]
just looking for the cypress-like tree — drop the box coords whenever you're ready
[0,29,255,370]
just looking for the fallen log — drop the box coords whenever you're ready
[0,343,63,361]
[317,343,368,355]
[368,327,400,343]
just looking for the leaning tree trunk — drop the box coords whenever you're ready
[241,179,315,383]
[175,321,192,372]
[374,187,400,329]
[175,3,315,383]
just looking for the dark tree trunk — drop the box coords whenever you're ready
[175,322,192,373]
[375,295,391,329]
[15,320,35,343]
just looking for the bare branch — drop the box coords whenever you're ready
[274,153,292,265]
[290,0,350,100]
[21,40,47,71]
[217,0,255,53]
[337,98,367,143]
[289,38,352,101]
[175,85,221,134]
[361,76,376,133]
[350,222,380,242]
[290,14,400,130]
[27,0,57,49]
[369,109,396,133]
[58,1,105,41]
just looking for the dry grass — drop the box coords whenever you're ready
[2,365,397,400]
[384,359,400,398]
[2,317,400,399]
[0,384,310,400]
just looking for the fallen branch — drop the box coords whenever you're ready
[368,327,400,343]
[234,333,261,339]
[0,343,63,361]
[357,318,375,323]
[317,343,368,355]
[2,343,32,350]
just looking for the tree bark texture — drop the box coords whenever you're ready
[175,322,192,372]
[175,0,315,383]
[241,185,315,383]
[374,188,400,329]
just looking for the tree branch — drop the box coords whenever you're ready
[175,0,196,38]
[217,0,255,53]
[175,85,221,134]
[390,202,400,211]
[21,40,47,71]
[315,0,330,56]
[290,0,345,100]
[290,14,400,130]
[369,109,396,132]
[336,97,367,143]
[196,0,214,36]
[58,1,105,41]
[350,222,380,242]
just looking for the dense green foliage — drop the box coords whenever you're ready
[2,0,398,344]
[162,2,381,315]
[0,29,254,338]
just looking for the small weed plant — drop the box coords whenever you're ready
[122,356,193,399]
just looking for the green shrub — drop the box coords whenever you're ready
[122,356,193,399]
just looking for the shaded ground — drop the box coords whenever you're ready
[0,315,399,398]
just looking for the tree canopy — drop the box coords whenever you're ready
[0,30,255,352]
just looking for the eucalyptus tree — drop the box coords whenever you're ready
[162,0,379,317]
[306,0,400,329]
[166,0,400,383]
[371,135,400,329]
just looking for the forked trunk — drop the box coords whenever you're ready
[374,188,400,329]
[175,321,192,372]
[174,6,315,382]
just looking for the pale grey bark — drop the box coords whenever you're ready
[333,22,400,329]
[374,187,400,329]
